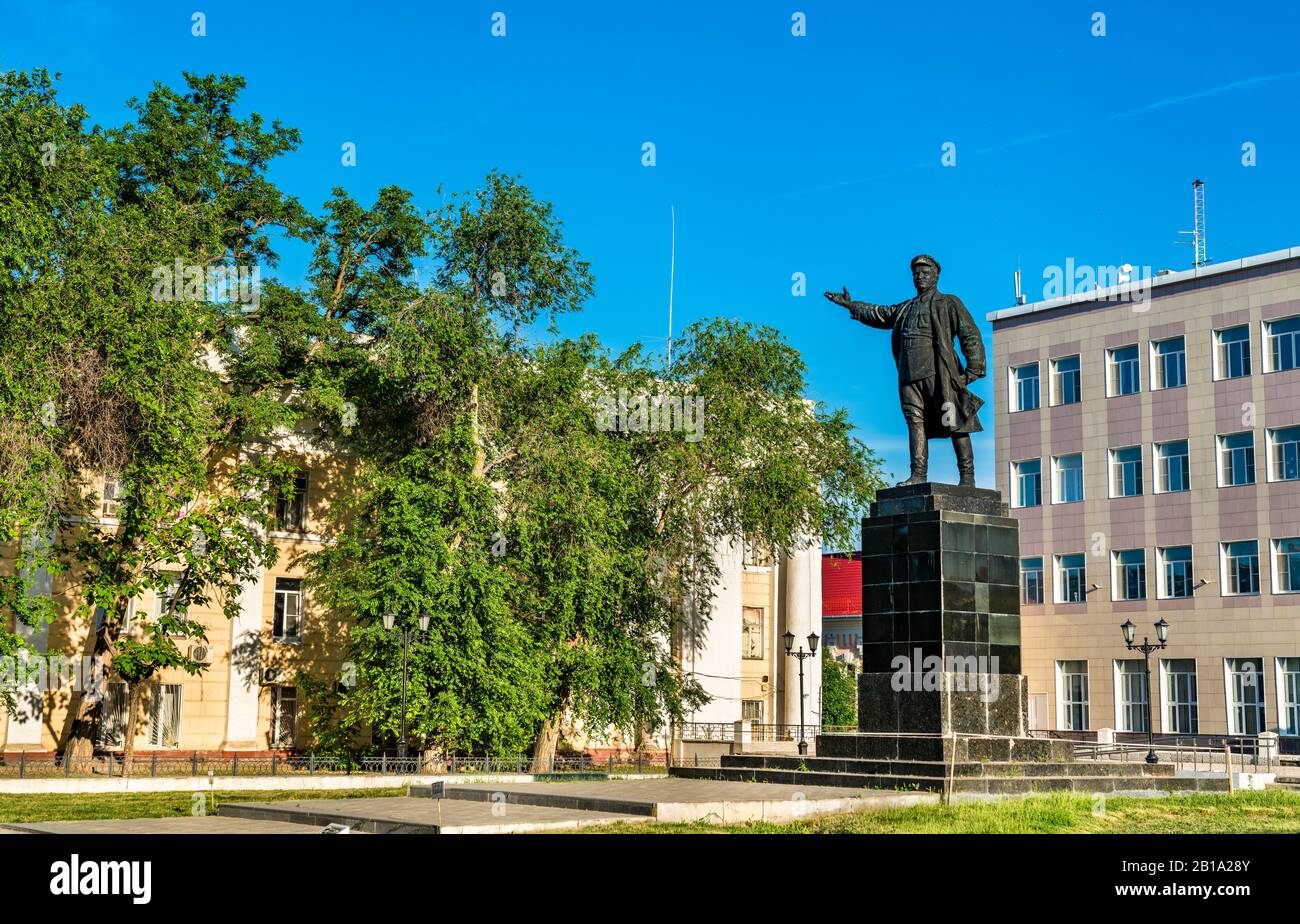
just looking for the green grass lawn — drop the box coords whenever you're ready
[566,790,1300,834]
[0,787,406,825]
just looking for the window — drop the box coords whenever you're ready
[741,700,764,724]
[274,578,303,641]
[741,606,764,659]
[1050,355,1081,406]
[1116,660,1148,733]
[97,682,129,748]
[1011,363,1040,412]
[101,476,124,519]
[1158,546,1193,599]
[1152,336,1186,390]
[271,686,298,748]
[1268,425,1300,482]
[146,683,183,748]
[1107,344,1140,396]
[1011,459,1042,508]
[1226,658,1266,735]
[1055,554,1086,603]
[1109,446,1143,498]
[1021,557,1044,605]
[1058,661,1089,730]
[1221,540,1260,596]
[1052,454,1083,504]
[154,572,188,637]
[1162,659,1199,734]
[1273,537,1300,593]
[1280,658,1300,736]
[1217,432,1256,486]
[742,538,774,567]
[1155,440,1190,493]
[1215,325,1251,380]
[1265,315,1300,373]
[1112,549,1146,601]
[275,471,309,531]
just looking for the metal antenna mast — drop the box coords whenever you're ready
[667,205,676,366]
[1178,179,1208,269]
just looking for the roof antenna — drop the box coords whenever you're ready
[667,205,676,366]
[1177,179,1209,269]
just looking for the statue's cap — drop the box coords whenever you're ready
[910,254,941,273]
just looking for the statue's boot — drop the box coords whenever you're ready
[896,421,928,486]
[953,434,976,487]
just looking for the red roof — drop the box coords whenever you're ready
[822,552,862,617]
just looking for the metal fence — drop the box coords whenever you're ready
[0,751,673,779]
[1073,737,1281,774]
[675,722,841,743]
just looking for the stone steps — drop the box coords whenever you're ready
[669,764,1229,795]
[815,733,1076,763]
[722,753,1177,778]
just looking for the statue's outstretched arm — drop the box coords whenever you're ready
[823,286,899,329]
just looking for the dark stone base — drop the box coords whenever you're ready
[857,671,1028,737]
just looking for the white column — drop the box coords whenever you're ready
[686,535,743,725]
[783,538,822,730]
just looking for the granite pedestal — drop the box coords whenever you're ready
[857,482,1027,737]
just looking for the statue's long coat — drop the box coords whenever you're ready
[847,289,986,437]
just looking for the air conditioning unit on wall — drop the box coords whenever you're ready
[189,644,211,663]
[262,666,282,685]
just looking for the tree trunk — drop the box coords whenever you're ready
[531,715,562,773]
[120,681,141,778]
[64,594,131,772]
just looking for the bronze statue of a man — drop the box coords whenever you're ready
[825,255,985,487]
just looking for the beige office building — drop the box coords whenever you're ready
[990,247,1300,749]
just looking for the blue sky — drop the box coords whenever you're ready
[5,0,1300,485]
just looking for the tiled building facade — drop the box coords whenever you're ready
[990,247,1300,743]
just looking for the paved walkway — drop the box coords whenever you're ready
[1,816,331,834]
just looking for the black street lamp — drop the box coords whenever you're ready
[382,606,431,762]
[1121,618,1169,764]
[783,630,820,756]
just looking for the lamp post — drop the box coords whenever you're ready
[382,606,431,762]
[783,630,820,756]
[1121,618,1169,764]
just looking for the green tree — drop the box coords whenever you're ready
[0,71,310,770]
[821,651,857,727]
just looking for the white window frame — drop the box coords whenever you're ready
[275,471,310,532]
[1051,453,1084,504]
[1009,362,1041,413]
[1150,336,1187,390]
[1056,660,1090,731]
[741,606,764,660]
[1109,446,1143,498]
[1054,553,1086,604]
[1223,658,1266,736]
[1277,657,1300,737]
[1021,557,1044,605]
[101,475,124,520]
[1216,431,1256,487]
[146,683,183,749]
[1153,439,1190,494]
[1106,344,1141,397]
[1220,540,1261,597]
[1272,537,1300,594]
[271,686,298,749]
[1113,660,1149,733]
[1160,658,1199,735]
[1213,324,1251,381]
[1049,354,1081,406]
[1267,425,1300,483]
[1010,458,1042,508]
[1264,315,1300,374]
[1111,548,1147,602]
[1157,545,1194,599]
[273,577,303,642]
